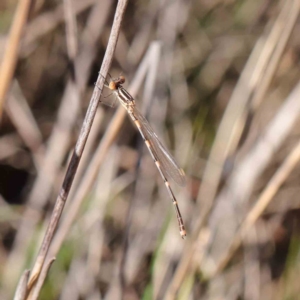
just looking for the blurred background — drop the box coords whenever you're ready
[1,0,300,299]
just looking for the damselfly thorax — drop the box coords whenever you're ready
[107,75,135,108]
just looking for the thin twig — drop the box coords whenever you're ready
[30,258,56,300]
[66,108,104,207]
[47,48,150,258]
[63,0,78,61]
[29,0,81,300]
[0,0,32,118]
[25,0,128,295]
[13,270,30,300]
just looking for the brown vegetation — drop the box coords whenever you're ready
[1,0,300,299]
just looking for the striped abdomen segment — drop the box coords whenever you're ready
[128,110,186,239]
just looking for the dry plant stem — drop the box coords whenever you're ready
[165,2,298,297]
[103,252,123,300]
[211,138,300,277]
[243,227,260,300]
[164,234,199,300]
[0,0,32,118]
[6,81,44,168]
[176,230,210,299]
[206,78,300,270]
[176,76,300,295]
[150,2,191,296]
[30,258,55,300]
[47,47,150,258]
[60,252,85,299]
[250,0,300,110]
[66,109,104,205]
[164,41,269,300]
[26,0,128,294]
[86,153,118,276]
[0,134,21,160]
[46,106,126,270]
[13,270,30,300]
[21,0,96,56]
[37,3,82,264]
[142,42,161,110]
[63,0,78,60]
[127,0,158,66]
[196,0,293,209]
[74,152,117,297]
[3,2,112,295]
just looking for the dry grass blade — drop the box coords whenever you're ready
[6,81,43,167]
[0,0,32,118]
[24,0,129,296]
[196,0,296,212]
[49,106,126,253]
[207,78,300,268]
[2,1,113,295]
[251,0,300,110]
[211,137,300,277]
[3,1,300,299]
[63,0,78,61]
[21,0,96,57]
[165,1,299,297]
[0,133,22,160]
[13,270,30,300]
[30,258,55,300]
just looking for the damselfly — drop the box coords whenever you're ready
[103,75,186,238]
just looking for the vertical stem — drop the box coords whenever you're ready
[26,0,129,294]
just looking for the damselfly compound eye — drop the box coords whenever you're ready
[119,75,125,84]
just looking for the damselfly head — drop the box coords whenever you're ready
[118,75,125,84]
[109,76,125,90]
